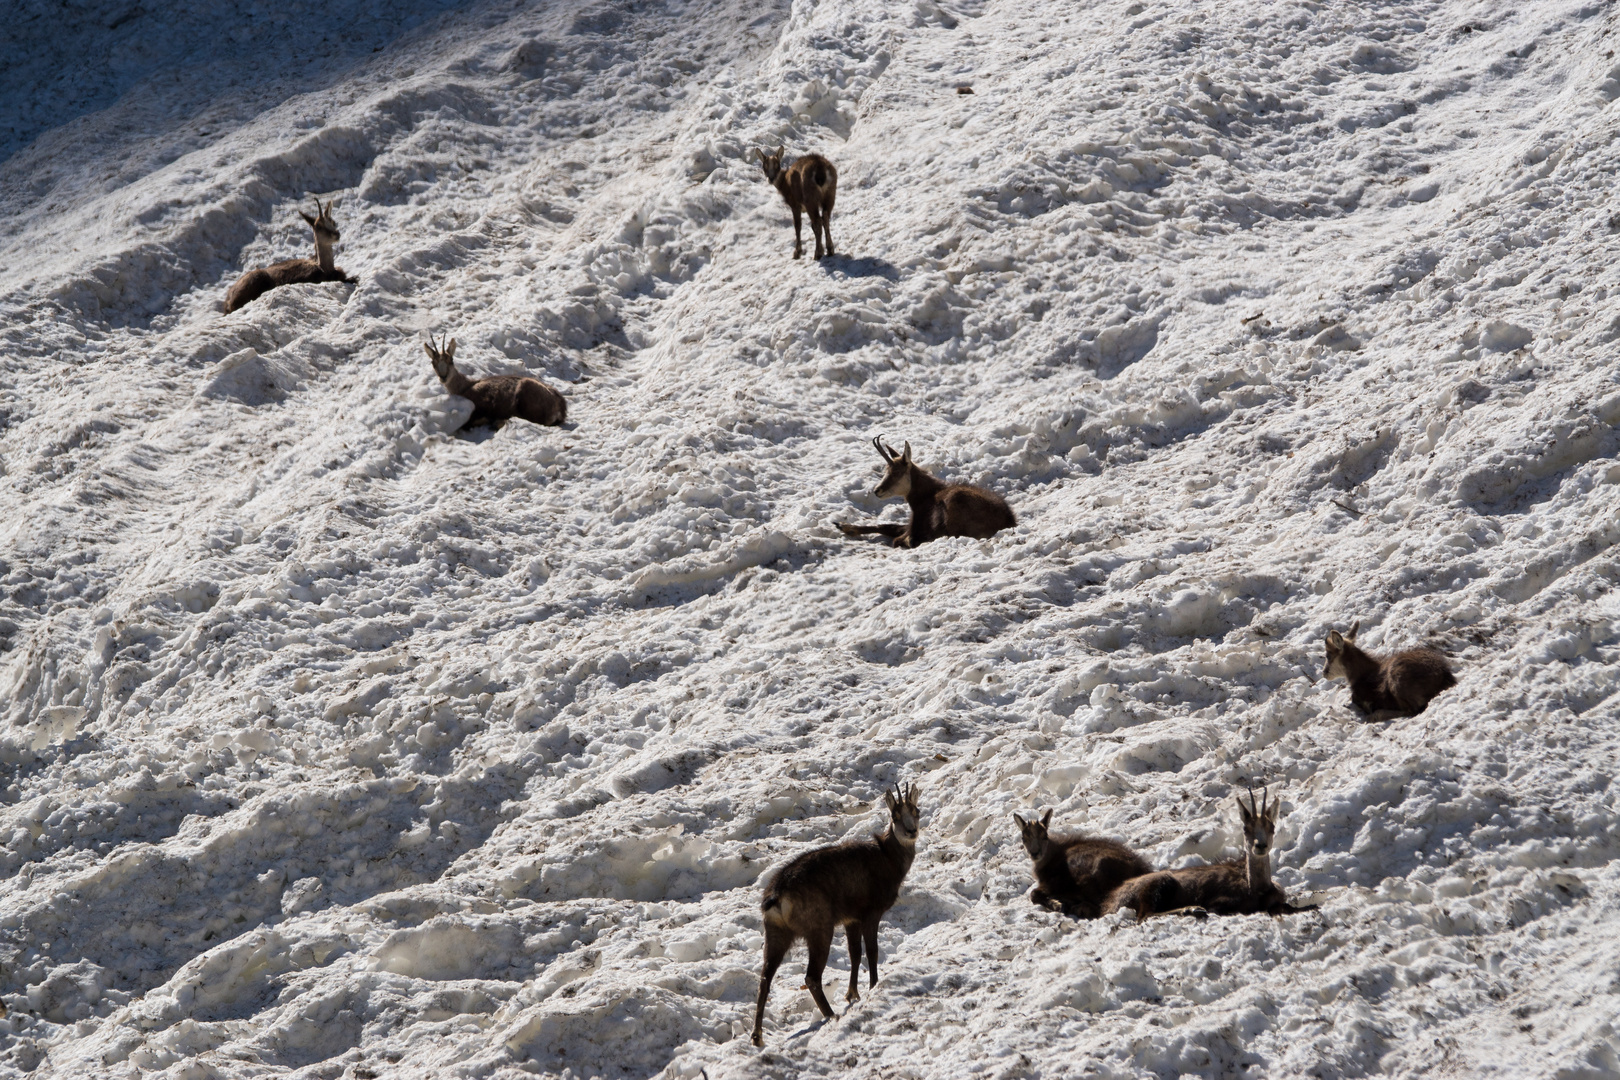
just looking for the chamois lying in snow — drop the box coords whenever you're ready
[757,146,838,260]
[225,198,356,313]
[1104,788,1314,920]
[423,333,566,432]
[838,437,1015,547]
[1323,621,1456,721]
[1014,809,1153,919]
[753,784,921,1046]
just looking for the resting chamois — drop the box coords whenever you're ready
[1014,809,1153,919]
[838,437,1015,548]
[1324,621,1456,721]
[757,146,837,260]
[423,333,566,432]
[224,198,355,313]
[1104,788,1313,919]
[752,784,921,1047]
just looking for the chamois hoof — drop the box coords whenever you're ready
[846,989,860,1003]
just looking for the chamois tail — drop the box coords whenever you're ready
[812,164,828,187]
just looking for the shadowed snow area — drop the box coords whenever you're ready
[1,0,1618,1076]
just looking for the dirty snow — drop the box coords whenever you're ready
[1,0,1618,1077]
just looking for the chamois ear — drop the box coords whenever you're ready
[1040,808,1052,829]
[884,788,898,813]
[444,337,457,362]
[901,441,912,463]
[1325,630,1344,648]
[300,209,318,226]
[1347,620,1360,640]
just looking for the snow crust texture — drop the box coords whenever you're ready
[1,0,1618,1077]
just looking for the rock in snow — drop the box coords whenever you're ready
[1,0,1618,1077]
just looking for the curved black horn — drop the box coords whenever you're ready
[873,436,892,461]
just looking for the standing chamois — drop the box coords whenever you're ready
[1323,621,1456,722]
[1104,788,1313,920]
[752,784,921,1047]
[423,333,566,432]
[1013,809,1153,919]
[756,146,837,260]
[225,198,356,313]
[838,437,1016,548]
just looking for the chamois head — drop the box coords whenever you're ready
[1235,786,1278,861]
[1322,620,1363,679]
[298,197,341,244]
[755,145,786,183]
[423,332,458,384]
[885,783,922,848]
[871,436,914,498]
[1013,808,1054,861]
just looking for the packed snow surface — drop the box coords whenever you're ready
[1,0,1618,1076]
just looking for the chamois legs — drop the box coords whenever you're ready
[809,205,833,259]
[803,927,836,1019]
[837,522,908,541]
[861,916,880,987]
[791,206,805,259]
[845,924,863,1002]
[752,923,793,1046]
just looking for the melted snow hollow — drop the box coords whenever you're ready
[1,0,1618,1077]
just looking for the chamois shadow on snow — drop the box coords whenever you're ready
[820,255,900,281]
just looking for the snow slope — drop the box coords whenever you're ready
[1,0,1618,1076]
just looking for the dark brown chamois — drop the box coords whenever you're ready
[1014,808,1153,919]
[838,437,1016,548]
[757,146,838,260]
[423,333,566,433]
[224,198,356,313]
[1323,621,1456,722]
[752,783,921,1047]
[1104,788,1313,920]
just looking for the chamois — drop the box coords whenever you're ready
[1324,621,1456,721]
[1104,788,1313,920]
[224,198,355,313]
[423,333,566,432]
[752,783,921,1047]
[838,437,1015,548]
[756,146,837,260]
[1013,809,1153,919]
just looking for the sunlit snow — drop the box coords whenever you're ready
[1,0,1618,1077]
